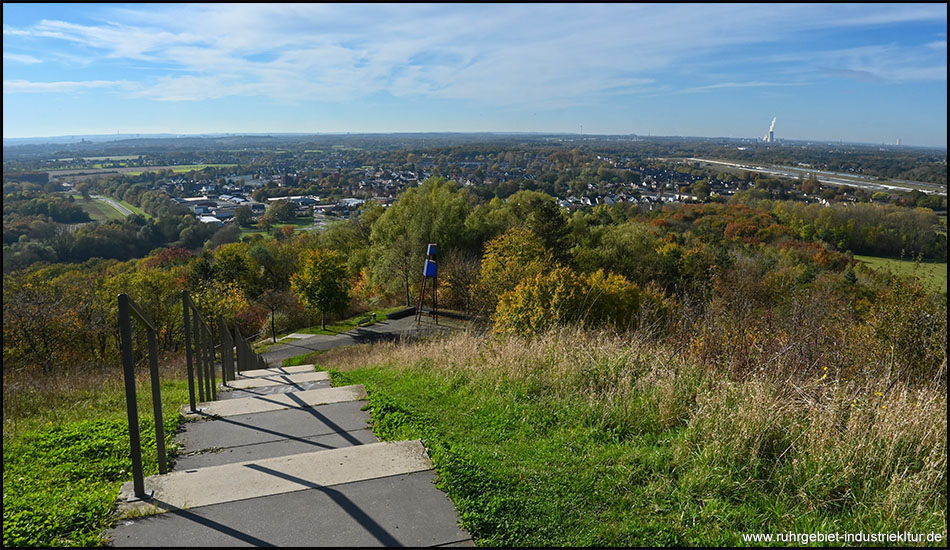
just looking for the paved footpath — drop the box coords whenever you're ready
[259,314,458,365]
[105,363,472,547]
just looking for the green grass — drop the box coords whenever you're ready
[282,351,325,367]
[3,368,192,547]
[329,366,707,546]
[854,254,948,293]
[323,332,947,547]
[109,199,151,220]
[123,164,236,176]
[239,217,321,235]
[81,156,139,162]
[69,195,125,222]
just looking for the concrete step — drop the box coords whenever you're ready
[182,384,367,418]
[176,428,381,470]
[216,379,331,400]
[116,440,433,519]
[107,470,472,547]
[174,400,376,469]
[225,370,329,390]
[237,364,316,378]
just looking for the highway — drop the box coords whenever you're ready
[687,158,947,196]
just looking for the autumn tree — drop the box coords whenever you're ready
[492,267,642,335]
[290,248,350,330]
[475,227,555,314]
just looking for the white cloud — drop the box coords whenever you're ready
[2,24,31,36]
[681,81,809,93]
[2,4,946,105]
[3,79,131,93]
[3,52,42,64]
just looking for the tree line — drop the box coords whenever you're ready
[4,176,946,387]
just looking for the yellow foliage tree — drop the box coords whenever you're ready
[492,267,643,335]
[475,227,554,314]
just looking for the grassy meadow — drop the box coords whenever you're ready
[323,330,947,546]
[239,216,321,235]
[854,254,948,293]
[122,163,237,176]
[69,195,126,222]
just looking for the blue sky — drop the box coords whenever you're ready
[3,3,947,147]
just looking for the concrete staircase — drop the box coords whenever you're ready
[106,365,471,547]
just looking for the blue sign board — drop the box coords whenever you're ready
[427,243,438,257]
[423,259,437,278]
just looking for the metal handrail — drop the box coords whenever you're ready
[217,316,235,383]
[118,293,167,501]
[232,325,268,374]
[182,290,217,411]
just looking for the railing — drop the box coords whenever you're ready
[119,289,273,498]
[117,293,167,500]
[217,316,235,383]
[182,290,216,411]
[233,326,267,373]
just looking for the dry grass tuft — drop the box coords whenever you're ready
[322,327,947,528]
[3,355,188,440]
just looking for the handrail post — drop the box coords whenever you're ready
[194,313,205,402]
[204,322,212,399]
[218,317,233,384]
[146,329,167,474]
[206,323,217,400]
[182,291,197,412]
[118,294,147,499]
[234,326,244,373]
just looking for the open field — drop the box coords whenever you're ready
[292,306,410,336]
[123,164,237,176]
[69,195,126,221]
[47,164,237,179]
[114,198,150,219]
[239,217,326,235]
[854,254,948,293]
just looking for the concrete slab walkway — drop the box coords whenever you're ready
[173,400,377,469]
[116,441,433,517]
[237,364,318,378]
[183,385,368,418]
[107,359,472,547]
[107,471,472,547]
[226,370,329,389]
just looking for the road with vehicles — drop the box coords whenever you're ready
[686,158,947,196]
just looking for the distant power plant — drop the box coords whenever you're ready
[763,117,776,143]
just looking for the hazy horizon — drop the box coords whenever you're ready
[3,130,947,151]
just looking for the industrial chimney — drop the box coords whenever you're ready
[763,117,776,143]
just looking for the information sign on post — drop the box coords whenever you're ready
[416,244,439,323]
